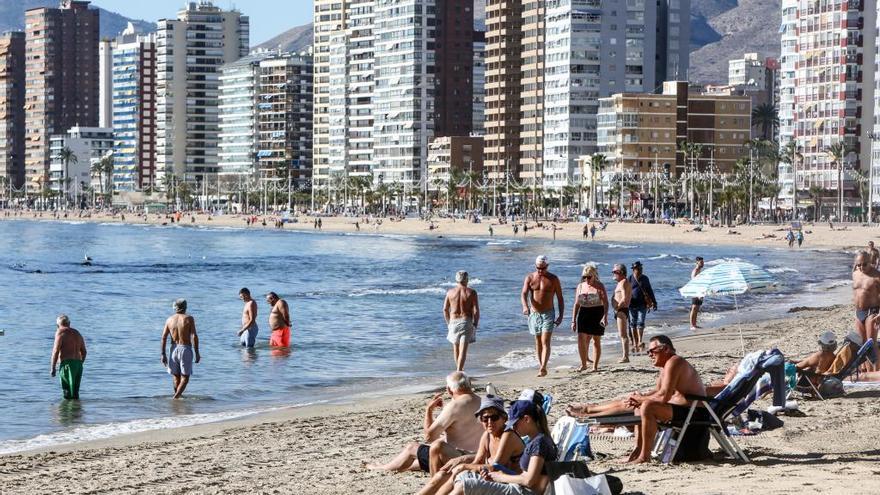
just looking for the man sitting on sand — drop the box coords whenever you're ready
[368,371,483,475]
[443,271,480,371]
[565,335,705,463]
[521,255,564,377]
[50,314,87,400]
[161,299,201,399]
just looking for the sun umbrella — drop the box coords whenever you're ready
[679,261,777,354]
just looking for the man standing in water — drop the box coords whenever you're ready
[161,299,201,399]
[689,257,705,330]
[237,288,258,347]
[50,314,87,399]
[853,250,880,370]
[521,255,564,377]
[443,271,480,371]
[611,264,632,363]
[267,292,291,347]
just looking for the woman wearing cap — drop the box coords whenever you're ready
[420,396,524,495]
[571,263,608,371]
[450,400,557,495]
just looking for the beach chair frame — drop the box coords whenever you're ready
[788,339,875,401]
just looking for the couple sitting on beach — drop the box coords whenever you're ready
[368,371,558,495]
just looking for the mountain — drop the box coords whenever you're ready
[256,0,781,85]
[0,0,154,39]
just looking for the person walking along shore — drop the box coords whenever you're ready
[161,299,201,399]
[571,264,608,371]
[443,271,480,371]
[611,264,632,363]
[689,257,705,330]
[521,255,564,377]
[628,261,657,353]
[50,314,86,400]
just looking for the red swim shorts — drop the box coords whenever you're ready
[270,327,291,347]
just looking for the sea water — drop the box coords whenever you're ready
[0,220,852,453]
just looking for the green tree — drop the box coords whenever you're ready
[824,142,851,220]
[751,103,779,141]
[56,146,77,207]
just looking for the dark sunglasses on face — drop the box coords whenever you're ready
[480,414,502,423]
[647,346,664,356]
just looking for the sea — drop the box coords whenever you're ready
[0,219,854,454]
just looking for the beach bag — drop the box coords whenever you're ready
[818,377,845,398]
[553,474,618,495]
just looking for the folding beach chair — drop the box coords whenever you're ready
[790,339,875,400]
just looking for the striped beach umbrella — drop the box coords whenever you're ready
[679,261,777,353]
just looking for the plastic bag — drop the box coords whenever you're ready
[553,474,612,495]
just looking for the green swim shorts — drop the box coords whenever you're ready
[59,359,83,400]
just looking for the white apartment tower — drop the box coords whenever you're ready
[155,1,249,188]
[777,0,799,208]
[791,0,876,212]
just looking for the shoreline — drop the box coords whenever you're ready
[1,209,876,251]
[6,299,880,494]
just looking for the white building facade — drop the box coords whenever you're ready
[49,126,114,198]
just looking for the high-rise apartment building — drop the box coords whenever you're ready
[111,24,157,191]
[23,1,100,195]
[218,51,314,187]
[155,1,249,188]
[0,31,25,194]
[791,0,875,209]
[314,0,475,192]
[777,0,799,209]
[472,30,486,136]
[49,126,114,199]
[486,0,690,190]
[98,38,113,128]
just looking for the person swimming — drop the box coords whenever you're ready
[81,256,92,266]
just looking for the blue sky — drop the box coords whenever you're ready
[90,0,314,45]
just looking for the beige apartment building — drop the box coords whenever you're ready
[427,136,484,191]
[597,82,751,176]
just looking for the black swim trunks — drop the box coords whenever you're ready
[670,404,712,423]
[416,443,431,472]
[856,307,879,324]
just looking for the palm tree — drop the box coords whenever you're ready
[825,142,851,221]
[751,103,779,141]
[808,185,825,222]
[589,154,607,214]
[780,141,803,216]
[56,146,77,207]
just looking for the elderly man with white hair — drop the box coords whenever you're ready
[443,270,481,371]
[50,314,87,400]
[367,371,483,475]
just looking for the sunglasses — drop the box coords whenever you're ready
[647,346,665,356]
[480,414,502,423]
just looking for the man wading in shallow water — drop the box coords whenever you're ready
[521,255,564,377]
[161,299,201,399]
[443,271,480,371]
[266,292,291,348]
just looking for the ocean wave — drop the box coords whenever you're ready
[349,286,446,297]
[646,253,669,260]
[605,243,638,249]
[705,257,745,266]
[439,277,484,287]
[767,267,799,274]
[0,405,295,455]
[486,239,522,246]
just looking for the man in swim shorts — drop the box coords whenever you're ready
[443,270,481,371]
[266,291,291,347]
[521,255,564,377]
[161,299,201,398]
[50,314,87,400]
[852,250,880,370]
[237,287,258,347]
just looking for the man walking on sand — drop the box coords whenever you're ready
[237,288,258,348]
[443,271,480,371]
[267,292,291,347]
[868,241,880,268]
[50,314,87,400]
[853,250,880,371]
[521,255,564,377]
[161,299,201,398]
[689,257,705,330]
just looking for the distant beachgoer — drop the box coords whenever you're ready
[266,292,291,347]
[81,255,92,266]
[869,241,880,268]
[628,261,657,353]
[582,224,588,239]
[521,255,564,377]
[50,314,86,400]
[590,223,596,240]
[513,224,518,235]
[160,299,201,398]
[355,221,360,231]
[443,271,480,371]
[689,257,705,330]
[367,371,482,474]
[852,251,880,371]
[571,264,608,371]
[488,225,494,236]
[523,224,528,235]
[796,230,804,247]
[318,218,323,229]
[611,264,632,363]
[786,229,795,248]
[237,288,258,348]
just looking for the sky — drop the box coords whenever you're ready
[89,0,314,45]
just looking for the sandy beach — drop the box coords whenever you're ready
[3,295,880,494]
[2,208,879,251]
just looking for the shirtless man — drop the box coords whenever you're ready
[443,271,480,371]
[852,250,880,371]
[521,255,564,377]
[611,264,632,363]
[160,299,201,399]
[794,331,838,386]
[266,292,291,347]
[868,241,880,268]
[689,257,705,330]
[367,371,482,475]
[237,288,258,348]
[50,314,87,400]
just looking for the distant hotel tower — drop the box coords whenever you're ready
[24,1,100,195]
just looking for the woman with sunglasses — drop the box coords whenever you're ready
[449,399,557,495]
[571,263,608,371]
[419,396,524,495]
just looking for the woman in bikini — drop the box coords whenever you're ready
[418,396,524,495]
[571,263,608,371]
[611,264,632,363]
